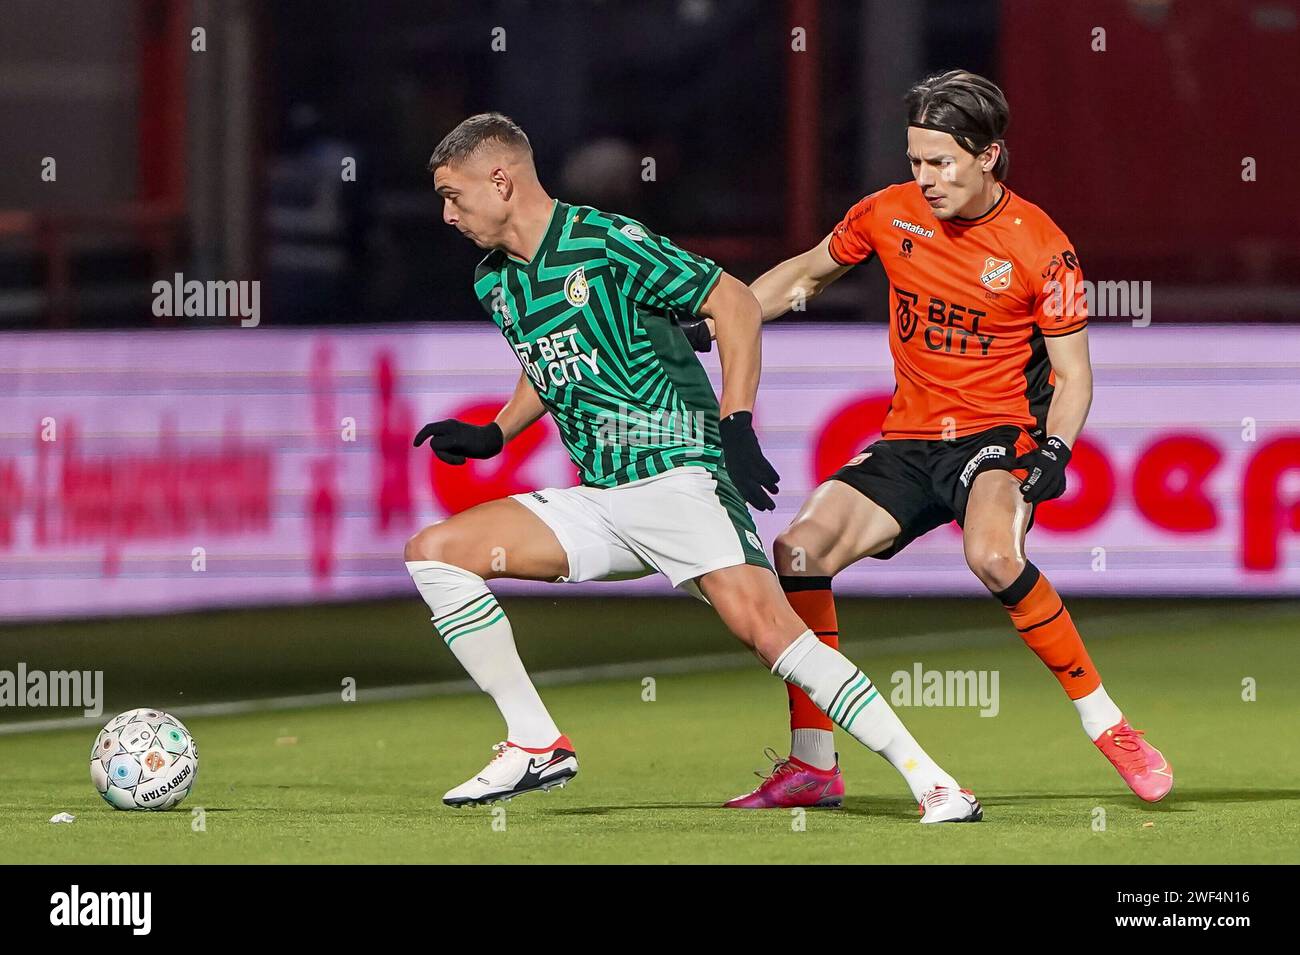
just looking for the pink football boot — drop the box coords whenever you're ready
[1094,718,1174,803]
[723,748,845,809]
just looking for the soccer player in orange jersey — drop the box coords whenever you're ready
[694,70,1172,810]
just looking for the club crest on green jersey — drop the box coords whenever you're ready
[564,267,590,308]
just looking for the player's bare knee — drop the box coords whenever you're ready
[774,520,829,574]
[404,522,463,566]
[403,528,427,562]
[966,546,1024,592]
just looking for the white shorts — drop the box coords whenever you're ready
[512,465,771,598]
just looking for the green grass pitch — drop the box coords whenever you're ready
[2,598,1298,863]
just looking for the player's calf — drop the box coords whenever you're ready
[405,502,575,801]
[699,563,803,666]
[407,559,564,750]
[978,549,1174,801]
[770,484,904,775]
[700,564,980,818]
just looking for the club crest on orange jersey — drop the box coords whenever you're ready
[980,256,1013,291]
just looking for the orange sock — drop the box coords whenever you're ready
[995,563,1101,700]
[779,576,838,733]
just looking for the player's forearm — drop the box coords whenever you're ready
[750,254,823,323]
[495,371,546,442]
[1043,365,1092,446]
[701,273,764,416]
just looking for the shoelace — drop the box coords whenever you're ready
[1105,725,1148,774]
[753,746,797,782]
[471,742,514,785]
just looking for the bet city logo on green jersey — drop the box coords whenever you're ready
[513,327,601,389]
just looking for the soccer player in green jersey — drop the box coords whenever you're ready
[404,113,980,821]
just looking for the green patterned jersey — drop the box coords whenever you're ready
[473,200,727,488]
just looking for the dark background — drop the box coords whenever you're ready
[1,0,1295,329]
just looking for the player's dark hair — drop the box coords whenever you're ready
[905,70,1010,180]
[428,112,532,173]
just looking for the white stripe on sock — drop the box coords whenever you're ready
[773,630,957,801]
[406,560,561,748]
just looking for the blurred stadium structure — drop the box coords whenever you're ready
[2,0,1297,329]
[2,0,1299,627]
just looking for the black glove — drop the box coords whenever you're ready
[413,420,504,465]
[1013,435,1071,503]
[680,318,713,353]
[719,411,780,511]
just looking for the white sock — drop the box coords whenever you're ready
[1074,684,1124,741]
[772,631,957,801]
[790,728,835,771]
[406,560,562,749]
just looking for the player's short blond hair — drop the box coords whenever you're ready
[428,112,532,173]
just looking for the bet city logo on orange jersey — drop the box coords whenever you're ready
[894,288,995,356]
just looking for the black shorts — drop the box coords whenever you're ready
[830,424,1039,560]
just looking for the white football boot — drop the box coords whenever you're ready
[443,736,578,807]
[918,784,983,823]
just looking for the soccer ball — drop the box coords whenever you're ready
[90,708,198,811]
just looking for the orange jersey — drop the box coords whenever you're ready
[828,181,1086,440]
